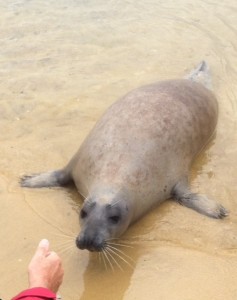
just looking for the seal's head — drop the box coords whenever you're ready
[75,188,133,252]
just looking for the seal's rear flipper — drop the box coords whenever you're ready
[171,180,228,219]
[20,169,72,188]
[186,61,212,90]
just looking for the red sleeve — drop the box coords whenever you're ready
[12,287,57,300]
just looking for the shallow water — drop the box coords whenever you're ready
[1,0,237,299]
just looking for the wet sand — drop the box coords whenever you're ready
[1,0,237,299]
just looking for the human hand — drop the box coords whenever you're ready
[28,239,64,293]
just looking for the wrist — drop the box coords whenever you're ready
[29,282,59,294]
[29,280,51,291]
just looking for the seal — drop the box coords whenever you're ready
[21,61,227,252]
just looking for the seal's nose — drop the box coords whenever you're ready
[75,235,104,252]
[75,236,86,250]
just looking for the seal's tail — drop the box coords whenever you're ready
[186,61,212,90]
[20,169,71,188]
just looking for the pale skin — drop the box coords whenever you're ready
[28,239,64,293]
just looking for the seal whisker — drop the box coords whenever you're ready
[103,248,115,272]
[55,237,75,246]
[53,232,75,239]
[105,238,116,243]
[78,189,86,199]
[56,243,75,255]
[54,241,74,249]
[84,196,94,207]
[54,239,74,247]
[58,246,74,255]
[53,235,75,243]
[82,181,93,200]
[103,249,114,271]
[111,198,122,207]
[105,246,134,268]
[101,251,107,270]
[104,247,123,271]
[107,245,134,263]
[106,237,133,243]
[107,242,133,248]
[102,248,110,270]
[54,240,75,248]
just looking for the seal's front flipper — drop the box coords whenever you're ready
[20,169,71,188]
[172,180,228,219]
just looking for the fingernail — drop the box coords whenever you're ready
[39,239,49,247]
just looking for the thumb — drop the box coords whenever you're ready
[36,239,50,256]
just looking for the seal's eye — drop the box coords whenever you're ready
[109,215,120,224]
[80,209,87,219]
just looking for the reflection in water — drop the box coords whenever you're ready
[0,1,237,299]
